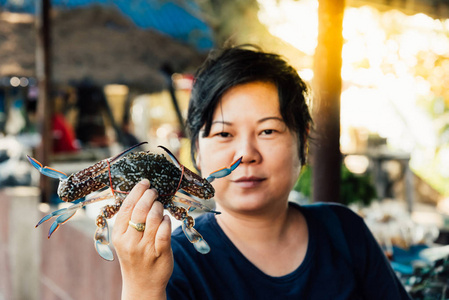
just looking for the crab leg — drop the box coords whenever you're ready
[36,193,114,237]
[182,218,210,254]
[95,221,112,261]
[166,202,210,254]
[94,195,126,261]
[174,192,220,214]
[26,156,68,179]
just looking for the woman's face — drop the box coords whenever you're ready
[197,81,302,214]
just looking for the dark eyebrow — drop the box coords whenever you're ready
[211,120,232,126]
[211,117,284,126]
[258,117,284,123]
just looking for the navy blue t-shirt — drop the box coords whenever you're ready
[167,203,411,299]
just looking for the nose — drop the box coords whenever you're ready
[237,136,261,164]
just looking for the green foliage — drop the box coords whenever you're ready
[293,165,312,199]
[293,164,377,206]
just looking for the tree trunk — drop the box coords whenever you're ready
[35,0,53,203]
[311,0,345,203]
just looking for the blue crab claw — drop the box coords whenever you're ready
[36,204,81,228]
[95,241,114,261]
[26,155,68,180]
[193,238,210,254]
[206,156,243,183]
[182,220,210,254]
[36,214,53,227]
[36,207,74,228]
[47,211,77,238]
[95,223,114,261]
[37,195,114,238]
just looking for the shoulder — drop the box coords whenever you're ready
[297,202,369,249]
[299,202,363,223]
[299,203,382,264]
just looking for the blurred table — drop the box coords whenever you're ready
[345,148,412,211]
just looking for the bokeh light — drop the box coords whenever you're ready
[258,0,449,195]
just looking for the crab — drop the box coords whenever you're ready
[27,142,242,261]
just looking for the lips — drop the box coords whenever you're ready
[232,176,266,188]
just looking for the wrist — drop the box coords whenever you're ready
[122,284,166,300]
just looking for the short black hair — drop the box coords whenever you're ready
[186,45,312,169]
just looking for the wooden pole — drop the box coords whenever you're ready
[161,64,186,137]
[311,0,345,203]
[35,0,53,203]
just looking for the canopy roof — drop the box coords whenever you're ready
[0,5,207,92]
[0,0,214,50]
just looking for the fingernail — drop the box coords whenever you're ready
[140,179,150,186]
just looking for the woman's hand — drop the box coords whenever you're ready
[112,179,173,300]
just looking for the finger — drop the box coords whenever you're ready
[127,189,158,237]
[154,215,172,257]
[142,200,165,240]
[114,179,150,234]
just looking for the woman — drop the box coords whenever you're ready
[112,46,411,299]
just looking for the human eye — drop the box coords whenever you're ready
[209,122,233,139]
[261,129,275,135]
[214,131,232,138]
[260,127,282,137]
[258,118,286,137]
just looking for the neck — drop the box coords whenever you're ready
[214,201,308,277]
[215,202,292,245]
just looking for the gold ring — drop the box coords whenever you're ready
[128,220,145,232]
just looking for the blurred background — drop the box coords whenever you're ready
[1,0,449,299]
